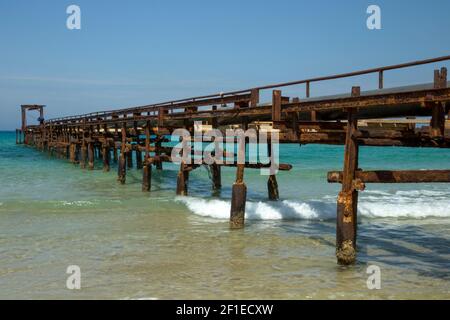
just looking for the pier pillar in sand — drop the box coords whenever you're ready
[134,122,143,169]
[155,136,163,170]
[230,164,247,229]
[209,127,222,192]
[69,142,76,163]
[136,148,143,169]
[142,121,152,192]
[65,142,70,160]
[176,162,189,196]
[210,163,221,191]
[88,142,95,170]
[267,175,279,201]
[21,106,27,145]
[142,163,152,192]
[118,123,127,184]
[336,87,361,265]
[113,145,118,163]
[102,125,110,172]
[80,139,87,169]
[267,141,279,201]
[102,144,110,172]
[126,125,133,169]
[118,155,127,184]
[230,131,247,229]
[127,146,133,169]
[97,145,103,161]
[176,133,189,196]
[113,123,119,163]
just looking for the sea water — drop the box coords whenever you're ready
[0,131,449,299]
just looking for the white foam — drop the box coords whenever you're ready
[358,201,450,219]
[121,297,159,300]
[177,197,335,221]
[394,189,449,197]
[359,189,450,219]
[180,197,231,219]
[61,200,94,207]
[177,189,450,221]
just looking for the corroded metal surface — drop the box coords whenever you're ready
[18,56,450,265]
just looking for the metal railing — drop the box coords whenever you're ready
[46,55,450,125]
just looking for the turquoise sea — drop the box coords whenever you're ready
[0,131,449,299]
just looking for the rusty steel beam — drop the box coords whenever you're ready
[328,170,450,184]
[44,55,450,128]
[335,94,360,265]
[248,55,450,93]
[48,93,251,125]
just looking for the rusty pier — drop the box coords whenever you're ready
[17,55,450,265]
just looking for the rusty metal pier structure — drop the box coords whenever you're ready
[17,56,450,265]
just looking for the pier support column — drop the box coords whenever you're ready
[142,121,152,192]
[267,142,279,201]
[126,126,133,169]
[176,162,189,196]
[113,123,118,163]
[336,105,359,265]
[210,132,222,193]
[230,123,248,229]
[21,106,27,145]
[127,149,133,169]
[142,163,152,192]
[102,145,110,172]
[88,142,95,170]
[210,163,222,191]
[113,145,118,163]
[102,125,110,172]
[430,102,445,138]
[268,175,279,201]
[118,123,127,184]
[136,149,143,169]
[155,136,163,170]
[69,143,76,163]
[118,155,126,184]
[135,122,143,169]
[80,141,87,169]
[230,164,247,229]
[430,68,447,138]
[75,143,80,163]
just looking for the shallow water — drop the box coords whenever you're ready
[0,131,449,299]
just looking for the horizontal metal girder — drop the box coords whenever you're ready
[328,170,450,183]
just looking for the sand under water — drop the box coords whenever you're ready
[0,131,449,299]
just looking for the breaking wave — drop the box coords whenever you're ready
[176,189,450,221]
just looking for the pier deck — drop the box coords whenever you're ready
[17,55,450,264]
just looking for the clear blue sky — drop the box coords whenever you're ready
[1,0,450,129]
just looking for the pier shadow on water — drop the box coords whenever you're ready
[276,219,450,281]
